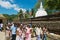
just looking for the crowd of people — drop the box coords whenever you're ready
[5,22,48,40]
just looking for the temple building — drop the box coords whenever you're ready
[0,14,6,23]
[35,2,47,17]
[0,14,7,31]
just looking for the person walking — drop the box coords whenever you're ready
[6,26,10,40]
[10,23,17,40]
[42,26,47,40]
[0,23,3,32]
[16,26,23,40]
[35,26,42,40]
[25,25,32,40]
[22,28,26,40]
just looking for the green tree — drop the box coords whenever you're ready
[18,9,24,23]
[25,10,30,18]
[18,9,24,19]
[30,9,35,17]
[3,14,17,22]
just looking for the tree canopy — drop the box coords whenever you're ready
[3,14,17,22]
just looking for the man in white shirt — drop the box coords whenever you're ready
[35,27,42,40]
[0,23,3,31]
[10,23,17,40]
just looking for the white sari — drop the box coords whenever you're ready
[16,28,23,40]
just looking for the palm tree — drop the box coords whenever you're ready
[18,9,23,23]
[25,10,30,18]
[30,9,35,18]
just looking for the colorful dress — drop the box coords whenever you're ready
[25,27,31,40]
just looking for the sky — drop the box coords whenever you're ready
[0,0,37,15]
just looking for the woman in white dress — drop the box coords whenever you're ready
[16,26,23,40]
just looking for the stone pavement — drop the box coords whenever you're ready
[0,31,40,40]
[0,32,5,40]
[31,37,36,40]
[31,37,42,40]
[0,31,38,40]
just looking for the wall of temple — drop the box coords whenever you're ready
[21,15,60,34]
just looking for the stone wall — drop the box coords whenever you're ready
[21,15,60,34]
[31,21,60,34]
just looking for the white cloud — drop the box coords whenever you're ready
[0,0,26,12]
[0,1,12,9]
[14,7,20,12]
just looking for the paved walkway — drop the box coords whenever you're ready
[0,32,5,40]
[31,37,36,40]
[31,37,42,40]
[1,32,60,40]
